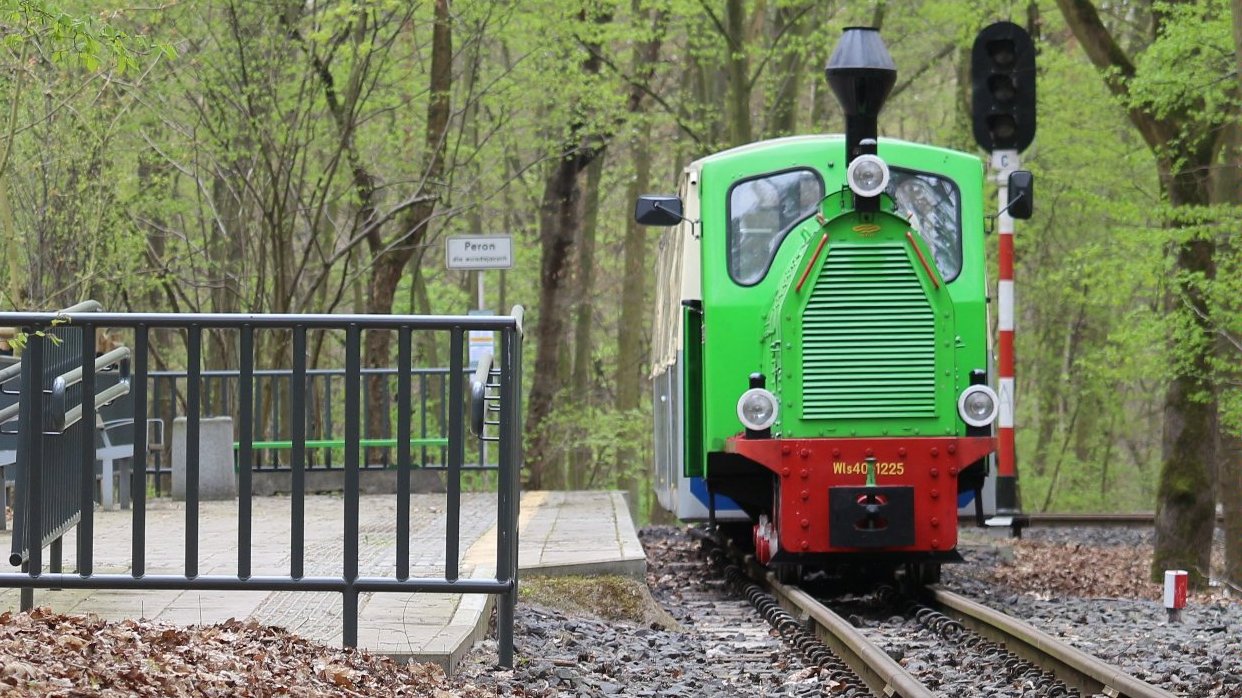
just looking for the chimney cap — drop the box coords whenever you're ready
[825,27,896,119]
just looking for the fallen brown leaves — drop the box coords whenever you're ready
[988,541,1160,600]
[0,608,487,697]
[988,540,1242,606]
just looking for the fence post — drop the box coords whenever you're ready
[342,324,361,648]
[19,328,44,611]
[497,324,519,668]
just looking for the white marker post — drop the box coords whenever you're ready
[1163,570,1188,623]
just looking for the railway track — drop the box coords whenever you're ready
[926,587,1175,698]
[710,533,1177,697]
[1010,511,1223,529]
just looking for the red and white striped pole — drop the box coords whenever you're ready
[993,149,1020,516]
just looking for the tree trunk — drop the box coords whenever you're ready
[616,125,653,416]
[1219,0,1242,596]
[767,4,811,136]
[1155,364,1217,585]
[1056,0,1223,587]
[0,178,22,309]
[1152,159,1218,586]
[523,6,617,490]
[725,0,751,147]
[614,124,653,507]
[137,152,176,491]
[567,154,604,489]
[287,0,449,465]
[356,0,451,465]
[571,155,605,403]
[524,3,661,489]
[1222,432,1242,590]
[525,142,603,490]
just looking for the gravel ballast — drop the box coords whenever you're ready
[0,523,1233,696]
[454,528,836,697]
[947,525,1242,698]
[456,524,1242,697]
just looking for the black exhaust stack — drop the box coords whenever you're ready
[825,27,896,210]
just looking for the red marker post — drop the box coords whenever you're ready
[993,149,1019,517]
[1163,570,1188,623]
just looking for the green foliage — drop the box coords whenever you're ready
[1206,204,1242,436]
[533,403,651,492]
[1,0,171,73]
[0,0,1237,518]
[1128,0,1234,126]
[1006,8,1168,512]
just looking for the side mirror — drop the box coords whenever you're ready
[634,194,683,227]
[1007,170,1033,220]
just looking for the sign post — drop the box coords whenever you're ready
[447,235,512,469]
[993,149,1020,520]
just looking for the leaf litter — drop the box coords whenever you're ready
[0,608,489,697]
[987,539,1237,604]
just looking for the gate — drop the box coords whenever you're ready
[0,305,524,666]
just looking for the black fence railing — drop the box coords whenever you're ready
[0,305,524,666]
[142,365,485,477]
[6,301,133,582]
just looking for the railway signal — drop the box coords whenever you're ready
[971,21,1036,153]
[972,21,1036,521]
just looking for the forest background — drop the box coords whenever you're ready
[2,0,1241,587]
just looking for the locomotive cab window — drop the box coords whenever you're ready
[727,169,824,285]
[887,169,962,281]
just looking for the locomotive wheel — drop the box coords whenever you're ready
[899,562,941,595]
[775,563,803,585]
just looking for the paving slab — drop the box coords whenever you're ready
[0,489,643,671]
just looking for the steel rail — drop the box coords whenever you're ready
[1016,512,1224,528]
[931,587,1175,698]
[764,573,936,698]
[1020,513,1156,527]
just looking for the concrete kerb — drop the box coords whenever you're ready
[383,566,497,673]
[404,490,646,673]
[611,491,648,576]
[400,491,538,671]
[517,558,646,579]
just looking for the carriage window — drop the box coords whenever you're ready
[728,169,823,285]
[887,169,962,281]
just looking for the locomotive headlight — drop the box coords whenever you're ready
[737,388,779,431]
[957,385,999,427]
[846,154,890,198]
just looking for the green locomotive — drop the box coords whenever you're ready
[641,28,1028,576]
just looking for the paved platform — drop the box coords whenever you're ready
[0,489,645,671]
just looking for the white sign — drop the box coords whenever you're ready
[446,235,513,270]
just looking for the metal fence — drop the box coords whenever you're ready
[0,306,524,666]
[141,365,478,476]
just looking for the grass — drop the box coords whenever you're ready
[518,574,679,630]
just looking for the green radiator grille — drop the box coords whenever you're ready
[801,244,936,419]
